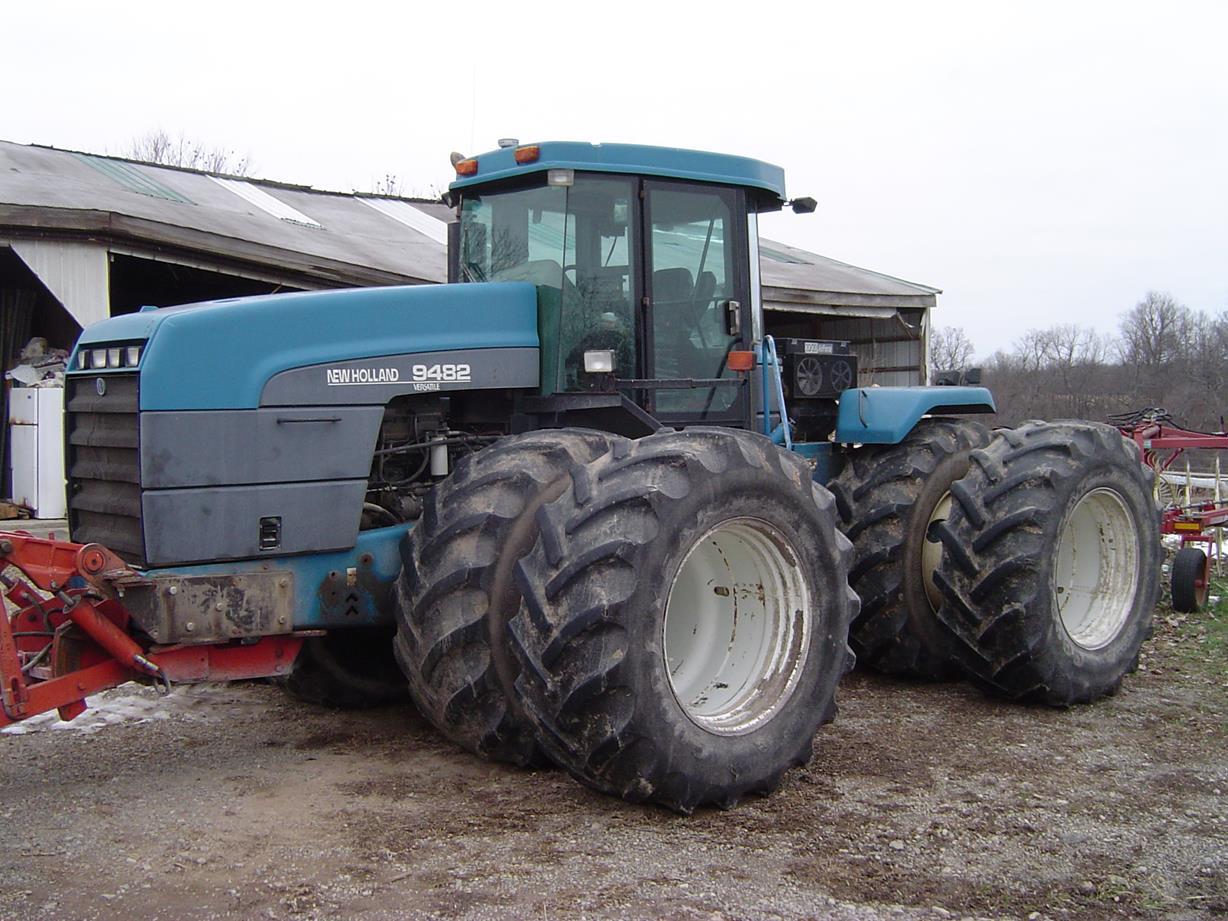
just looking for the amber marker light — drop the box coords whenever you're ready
[727,351,756,372]
[514,145,540,164]
[455,158,479,176]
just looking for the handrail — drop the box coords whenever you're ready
[760,336,793,450]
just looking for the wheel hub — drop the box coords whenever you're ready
[921,491,953,613]
[1054,487,1141,650]
[663,518,811,736]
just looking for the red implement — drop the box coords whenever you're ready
[1115,413,1228,546]
[1,532,303,728]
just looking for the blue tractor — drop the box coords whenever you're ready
[7,141,1158,812]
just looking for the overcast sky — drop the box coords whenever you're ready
[7,2,1225,357]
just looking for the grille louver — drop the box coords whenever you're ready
[65,374,146,567]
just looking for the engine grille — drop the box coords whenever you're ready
[65,374,146,567]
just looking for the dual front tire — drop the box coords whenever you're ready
[397,427,856,812]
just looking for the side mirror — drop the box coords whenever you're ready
[790,196,817,214]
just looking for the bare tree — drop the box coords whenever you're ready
[125,129,252,176]
[980,296,1227,431]
[1119,291,1190,369]
[984,323,1120,424]
[929,326,975,376]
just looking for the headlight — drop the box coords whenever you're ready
[583,349,616,373]
[80,344,143,369]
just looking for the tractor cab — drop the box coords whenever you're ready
[448,141,789,430]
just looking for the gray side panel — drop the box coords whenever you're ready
[260,347,539,407]
[142,480,366,566]
[140,406,384,488]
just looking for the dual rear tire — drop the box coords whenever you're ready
[829,418,991,679]
[931,421,1159,704]
[834,418,1159,706]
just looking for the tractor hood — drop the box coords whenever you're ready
[69,283,540,410]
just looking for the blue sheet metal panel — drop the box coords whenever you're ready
[68,283,540,410]
[836,386,996,445]
[450,141,787,202]
[141,523,411,629]
[72,309,164,349]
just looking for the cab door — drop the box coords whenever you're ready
[642,181,751,424]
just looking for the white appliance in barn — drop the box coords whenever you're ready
[8,387,66,519]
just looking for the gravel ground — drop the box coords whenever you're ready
[1,595,1225,921]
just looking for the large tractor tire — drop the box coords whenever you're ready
[1171,546,1210,613]
[508,428,859,813]
[829,417,992,679]
[932,421,1160,705]
[394,428,622,766]
[279,627,410,709]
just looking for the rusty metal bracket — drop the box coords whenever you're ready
[122,571,296,644]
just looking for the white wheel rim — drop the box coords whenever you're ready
[1054,487,1141,650]
[921,492,952,613]
[663,518,811,736]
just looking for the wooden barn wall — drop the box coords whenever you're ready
[764,308,926,387]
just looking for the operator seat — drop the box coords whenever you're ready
[651,267,701,378]
[653,267,694,311]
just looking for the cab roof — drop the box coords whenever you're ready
[448,141,787,204]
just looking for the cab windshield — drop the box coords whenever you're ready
[459,176,637,394]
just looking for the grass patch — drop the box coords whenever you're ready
[1198,574,1228,661]
[1152,560,1228,679]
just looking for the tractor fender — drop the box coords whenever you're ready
[835,386,995,445]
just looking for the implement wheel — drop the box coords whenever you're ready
[933,421,1160,705]
[829,417,992,678]
[1171,546,1210,613]
[509,428,858,813]
[279,627,409,709]
[394,429,621,765]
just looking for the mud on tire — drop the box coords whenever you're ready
[279,627,409,709]
[394,428,621,765]
[829,417,992,679]
[933,421,1160,705]
[508,428,859,813]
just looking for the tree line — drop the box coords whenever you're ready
[931,292,1228,433]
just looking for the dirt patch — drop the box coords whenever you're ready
[1,598,1225,920]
